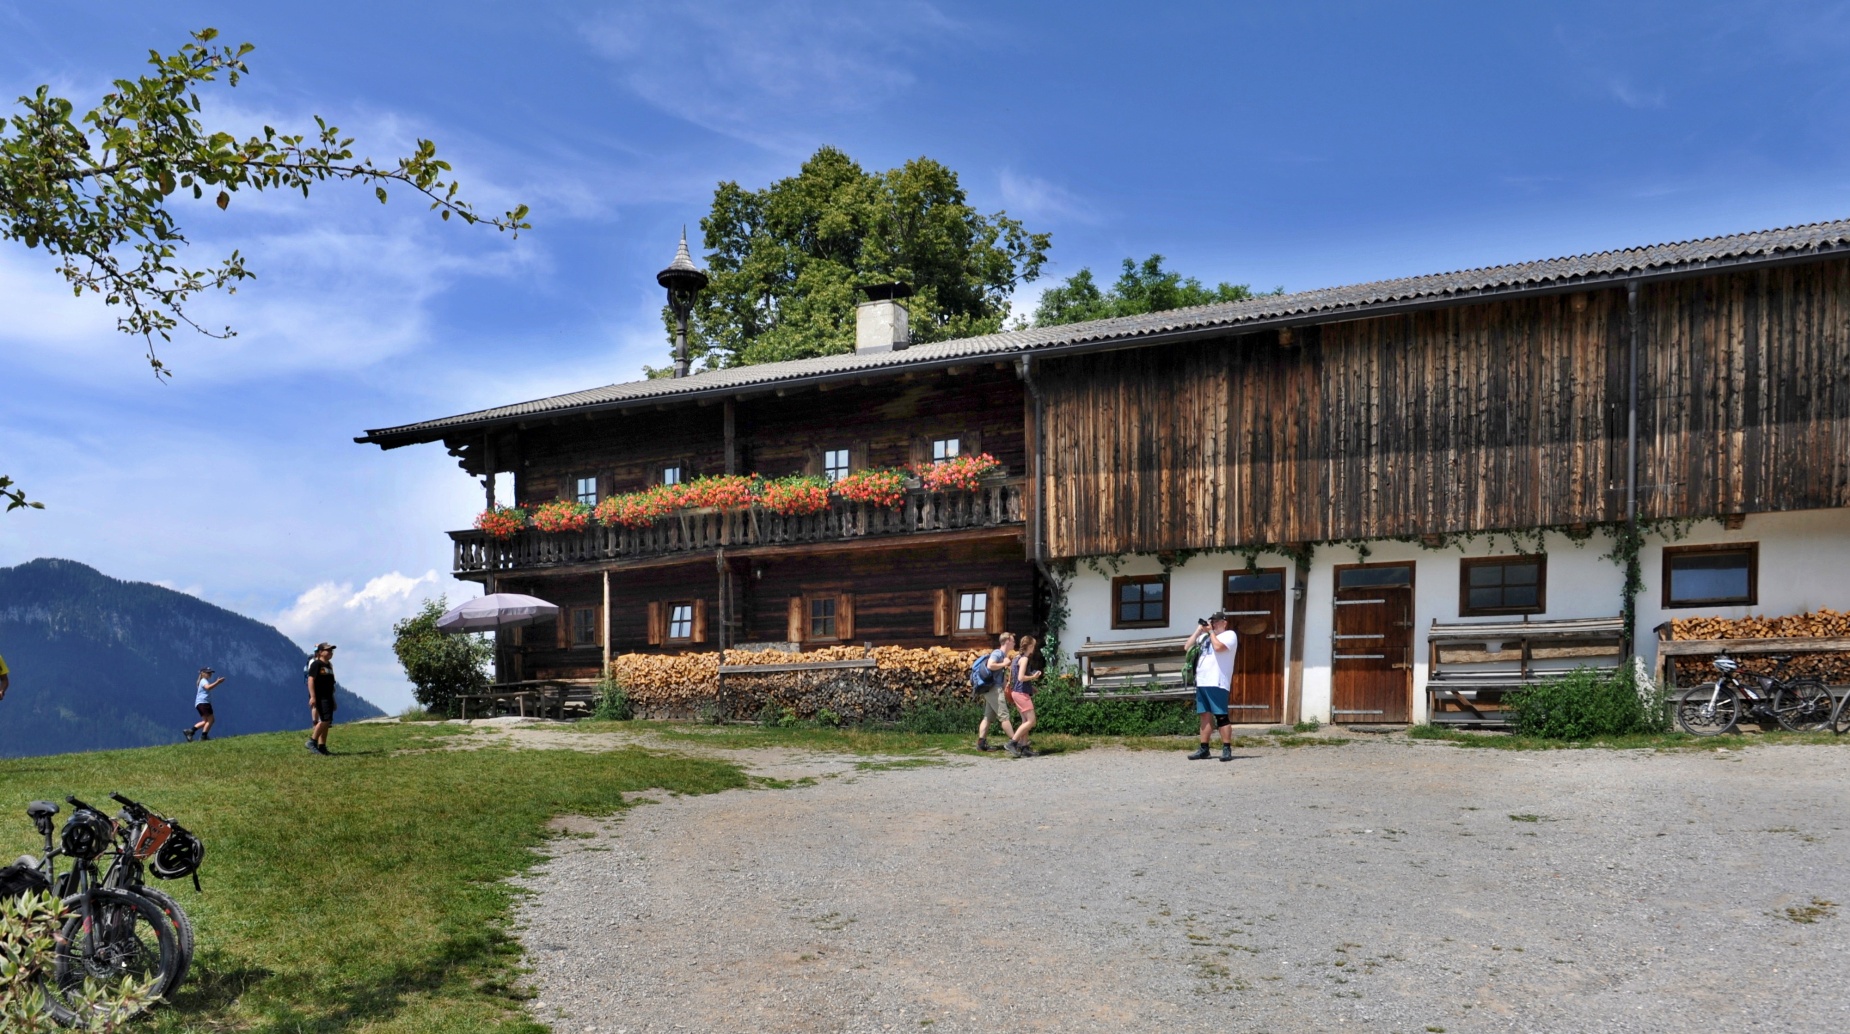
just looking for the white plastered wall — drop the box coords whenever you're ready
[1061,506,1850,725]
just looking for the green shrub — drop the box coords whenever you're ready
[593,676,634,721]
[896,693,985,734]
[1030,675,1197,736]
[1506,665,1668,740]
[391,596,491,716]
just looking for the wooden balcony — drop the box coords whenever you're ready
[451,478,1027,576]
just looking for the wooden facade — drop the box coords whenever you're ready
[1039,260,1850,557]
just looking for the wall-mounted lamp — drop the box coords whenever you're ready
[1291,583,1304,602]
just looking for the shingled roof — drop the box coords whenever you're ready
[359,215,1850,447]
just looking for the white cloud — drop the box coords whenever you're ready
[273,570,446,714]
[998,169,1100,224]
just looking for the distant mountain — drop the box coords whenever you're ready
[0,558,383,758]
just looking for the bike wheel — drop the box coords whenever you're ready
[134,884,194,990]
[1675,682,1740,736]
[1832,689,1850,736]
[48,887,183,1025]
[1773,679,1835,732]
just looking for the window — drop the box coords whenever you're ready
[571,608,598,647]
[1663,544,1757,608]
[659,464,685,487]
[1112,575,1168,629]
[574,476,599,506]
[931,437,961,463]
[823,448,851,483]
[1225,570,1285,596]
[956,590,988,633]
[1460,556,1545,616]
[1336,565,1414,590]
[809,596,838,640]
[667,603,694,641]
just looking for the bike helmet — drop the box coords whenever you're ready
[59,808,115,861]
[149,825,204,881]
[1714,656,1739,673]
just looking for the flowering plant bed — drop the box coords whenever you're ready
[594,486,679,528]
[915,452,1001,493]
[529,499,592,533]
[760,475,831,516]
[833,468,909,509]
[680,474,760,511]
[474,505,528,540]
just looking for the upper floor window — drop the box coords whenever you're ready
[1112,575,1168,629]
[659,464,685,487]
[932,438,961,463]
[824,448,851,483]
[573,476,599,506]
[1663,544,1757,608]
[809,596,838,640]
[667,602,694,641]
[956,590,989,633]
[1460,556,1545,616]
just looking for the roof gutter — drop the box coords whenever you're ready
[357,243,1848,450]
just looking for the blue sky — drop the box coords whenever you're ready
[5,1,1850,711]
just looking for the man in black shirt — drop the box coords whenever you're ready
[306,642,337,755]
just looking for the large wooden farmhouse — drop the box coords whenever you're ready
[360,218,1850,725]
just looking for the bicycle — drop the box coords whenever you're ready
[1673,654,1836,736]
[1832,683,1850,736]
[86,793,201,993]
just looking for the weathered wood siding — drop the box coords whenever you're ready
[506,372,1026,504]
[1042,260,1850,556]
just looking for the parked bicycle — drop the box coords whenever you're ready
[1832,684,1850,736]
[90,793,204,992]
[1674,654,1836,735]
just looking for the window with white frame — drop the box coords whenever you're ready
[823,448,851,483]
[955,590,988,633]
[932,437,961,463]
[574,476,598,506]
[667,602,694,640]
[660,464,684,487]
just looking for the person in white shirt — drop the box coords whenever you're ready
[185,666,226,741]
[1186,612,1239,762]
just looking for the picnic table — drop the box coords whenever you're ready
[457,679,602,720]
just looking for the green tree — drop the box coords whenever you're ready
[392,597,492,716]
[0,28,529,509]
[681,146,1050,368]
[1032,254,1275,327]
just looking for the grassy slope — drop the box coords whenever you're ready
[0,724,746,1034]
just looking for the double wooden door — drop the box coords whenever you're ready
[1224,569,1286,724]
[1331,564,1414,723]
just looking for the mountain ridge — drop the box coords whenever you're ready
[0,557,384,758]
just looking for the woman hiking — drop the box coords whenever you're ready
[1006,635,1046,758]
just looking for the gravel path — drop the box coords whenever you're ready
[514,737,1850,1033]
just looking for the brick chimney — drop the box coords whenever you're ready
[855,283,913,353]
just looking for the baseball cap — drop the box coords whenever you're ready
[315,642,338,651]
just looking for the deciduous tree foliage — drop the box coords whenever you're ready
[680,146,1050,369]
[1032,254,1274,327]
[392,597,492,716]
[0,28,528,509]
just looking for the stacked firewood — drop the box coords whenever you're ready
[611,645,981,720]
[1666,608,1850,684]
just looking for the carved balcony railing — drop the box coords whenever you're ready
[451,478,1026,575]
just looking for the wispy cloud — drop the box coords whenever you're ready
[1607,77,1667,110]
[578,2,959,150]
[997,169,1100,224]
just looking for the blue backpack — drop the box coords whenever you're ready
[970,651,995,695]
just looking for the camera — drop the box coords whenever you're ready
[1197,618,1209,627]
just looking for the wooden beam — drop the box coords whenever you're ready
[1656,636,1850,656]
[718,658,877,675]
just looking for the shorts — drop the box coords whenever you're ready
[981,686,1010,724]
[1009,689,1035,715]
[1194,684,1230,716]
[313,697,337,723]
[195,703,214,718]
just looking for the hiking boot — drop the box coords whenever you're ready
[306,738,319,754]
[1219,744,1233,762]
[1019,743,1037,758]
[200,731,210,741]
[315,742,331,756]
[977,738,992,752]
[1186,744,1212,760]
[183,727,195,742]
[1004,740,1023,758]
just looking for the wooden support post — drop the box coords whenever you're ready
[716,548,728,721]
[484,432,497,510]
[1285,553,1310,726]
[601,569,611,678]
[724,400,738,475]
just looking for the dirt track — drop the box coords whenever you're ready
[508,732,1850,1033]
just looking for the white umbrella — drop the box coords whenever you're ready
[436,593,560,633]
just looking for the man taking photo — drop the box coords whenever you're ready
[1186,612,1239,762]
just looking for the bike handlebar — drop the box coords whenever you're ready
[66,795,97,813]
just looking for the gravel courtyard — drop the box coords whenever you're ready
[515,736,1850,1033]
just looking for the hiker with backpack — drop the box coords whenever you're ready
[973,632,1015,753]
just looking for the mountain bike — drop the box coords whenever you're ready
[89,793,198,991]
[1831,685,1850,736]
[1674,654,1835,735]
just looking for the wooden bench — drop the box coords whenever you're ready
[1075,635,1192,699]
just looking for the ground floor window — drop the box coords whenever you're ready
[1336,564,1413,590]
[956,590,988,633]
[1460,555,1545,615]
[1112,574,1168,629]
[571,607,598,646]
[667,602,694,641]
[1663,543,1757,607]
[809,596,838,639]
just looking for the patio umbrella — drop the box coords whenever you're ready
[436,593,560,633]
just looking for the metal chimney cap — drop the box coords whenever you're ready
[657,228,709,291]
[857,282,913,302]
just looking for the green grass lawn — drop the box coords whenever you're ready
[0,723,747,1034]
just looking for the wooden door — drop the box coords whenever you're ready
[1223,568,1286,723]
[1331,563,1414,723]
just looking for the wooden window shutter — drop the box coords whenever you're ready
[556,608,570,648]
[787,596,805,644]
[692,599,708,644]
[933,589,950,637]
[646,602,664,646]
[909,437,929,470]
[837,593,855,641]
[849,442,869,473]
[964,430,984,457]
[986,585,1007,635]
[802,447,823,477]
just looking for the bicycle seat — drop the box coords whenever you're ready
[25,801,59,820]
[1769,653,1792,662]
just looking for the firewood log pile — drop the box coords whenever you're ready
[1666,608,1850,684]
[610,645,979,720]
